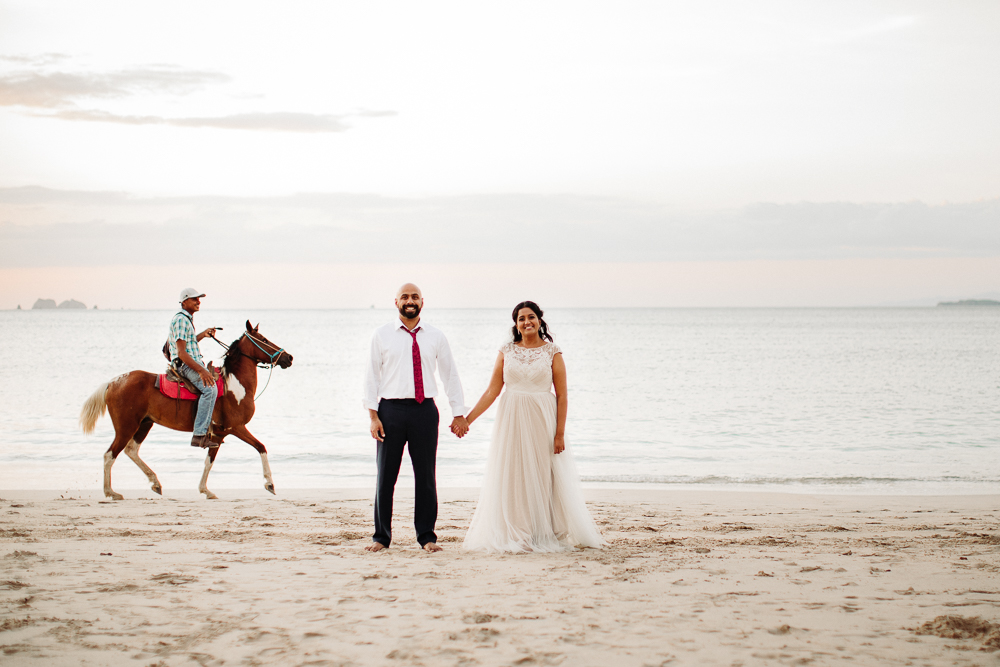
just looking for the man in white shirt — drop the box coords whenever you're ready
[363,283,469,553]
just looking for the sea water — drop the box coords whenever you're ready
[0,308,997,494]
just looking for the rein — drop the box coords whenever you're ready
[208,335,230,352]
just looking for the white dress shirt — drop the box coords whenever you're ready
[363,319,467,416]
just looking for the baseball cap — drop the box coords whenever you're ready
[179,288,206,303]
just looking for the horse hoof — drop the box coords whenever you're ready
[107,492,124,501]
[202,491,218,500]
[265,483,275,495]
[151,485,162,495]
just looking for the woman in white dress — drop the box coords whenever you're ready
[462,301,604,553]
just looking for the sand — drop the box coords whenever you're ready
[1,487,998,666]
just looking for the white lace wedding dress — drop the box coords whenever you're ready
[463,342,605,553]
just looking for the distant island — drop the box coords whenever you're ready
[937,299,1000,307]
[32,298,87,309]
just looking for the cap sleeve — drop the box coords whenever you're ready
[548,343,562,357]
[499,342,512,354]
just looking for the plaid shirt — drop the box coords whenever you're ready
[168,310,203,366]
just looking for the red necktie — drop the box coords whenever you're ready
[403,326,425,403]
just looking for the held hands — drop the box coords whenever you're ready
[450,416,470,438]
[369,415,467,441]
[554,434,565,455]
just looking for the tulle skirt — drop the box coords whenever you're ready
[463,390,605,553]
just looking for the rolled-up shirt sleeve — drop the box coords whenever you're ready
[435,335,467,417]
[362,331,382,411]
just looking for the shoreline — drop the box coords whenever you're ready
[1,488,998,664]
[3,486,999,500]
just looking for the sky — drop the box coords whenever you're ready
[1,1,998,308]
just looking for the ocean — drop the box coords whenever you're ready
[0,307,997,495]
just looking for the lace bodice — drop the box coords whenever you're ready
[501,342,562,393]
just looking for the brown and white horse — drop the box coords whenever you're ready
[79,321,293,500]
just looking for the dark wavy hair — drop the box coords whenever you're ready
[511,301,553,343]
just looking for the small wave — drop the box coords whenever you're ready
[580,474,996,486]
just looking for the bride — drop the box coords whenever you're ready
[461,301,604,553]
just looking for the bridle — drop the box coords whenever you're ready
[243,332,286,368]
[211,331,284,367]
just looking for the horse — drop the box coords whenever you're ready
[79,321,293,500]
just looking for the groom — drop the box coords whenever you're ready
[363,283,469,552]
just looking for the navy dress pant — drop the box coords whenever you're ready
[374,398,439,547]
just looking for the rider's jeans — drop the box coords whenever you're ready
[180,365,217,436]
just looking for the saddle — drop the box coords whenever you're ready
[155,363,224,401]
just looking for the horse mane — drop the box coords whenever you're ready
[223,337,243,374]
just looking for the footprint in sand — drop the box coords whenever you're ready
[462,612,498,624]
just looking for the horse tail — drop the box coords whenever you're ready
[79,382,109,434]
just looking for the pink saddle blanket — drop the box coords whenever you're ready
[157,373,225,401]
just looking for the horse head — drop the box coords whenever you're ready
[235,320,293,369]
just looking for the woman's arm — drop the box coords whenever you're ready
[464,352,505,425]
[552,352,567,454]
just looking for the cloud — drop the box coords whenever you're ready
[0,67,230,108]
[44,109,368,133]
[0,53,69,66]
[0,185,131,205]
[1,187,998,268]
[0,58,395,133]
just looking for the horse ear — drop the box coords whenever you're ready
[254,322,260,332]
[246,320,253,332]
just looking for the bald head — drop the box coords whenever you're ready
[395,283,423,322]
[396,283,422,300]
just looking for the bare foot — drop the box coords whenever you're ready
[365,542,388,552]
[423,542,443,553]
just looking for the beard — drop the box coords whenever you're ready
[398,303,421,318]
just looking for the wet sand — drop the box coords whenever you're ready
[1,488,998,666]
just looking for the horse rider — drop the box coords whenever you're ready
[168,288,219,448]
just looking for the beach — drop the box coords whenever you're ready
[1,488,998,666]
